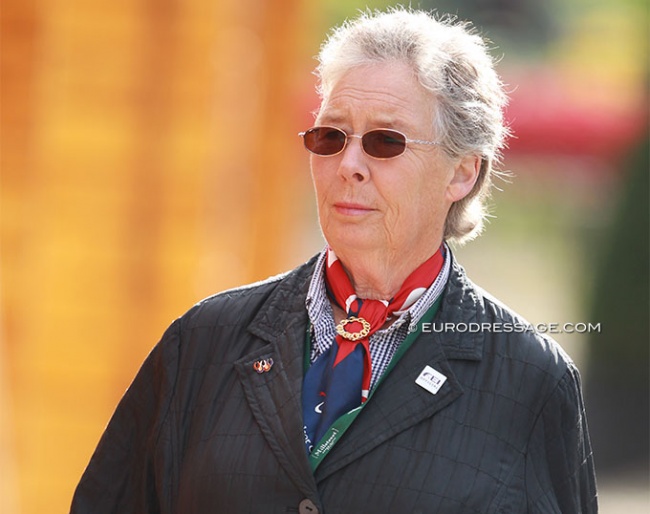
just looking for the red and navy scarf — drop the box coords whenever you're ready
[302,246,444,452]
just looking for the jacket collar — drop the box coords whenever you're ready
[435,254,485,361]
[247,249,485,362]
[234,256,319,502]
[246,254,318,345]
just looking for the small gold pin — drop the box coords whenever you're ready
[253,358,274,374]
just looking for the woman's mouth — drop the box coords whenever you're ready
[333,202,374,216]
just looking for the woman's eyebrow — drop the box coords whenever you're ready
[317,111,406,130]
[316,111,347,125]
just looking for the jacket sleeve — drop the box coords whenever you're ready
[525,363,598,513]
[70,319,181,514]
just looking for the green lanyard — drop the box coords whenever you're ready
[304,296,442,471]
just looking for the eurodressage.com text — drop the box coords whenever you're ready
[420,322,602,335]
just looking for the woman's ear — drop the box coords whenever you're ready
[446,155,481,202]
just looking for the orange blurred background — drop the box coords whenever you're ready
[1,0,647,512]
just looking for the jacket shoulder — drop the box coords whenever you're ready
[177,255,318,331]
[479,282,574,373]
[444,259,575,381]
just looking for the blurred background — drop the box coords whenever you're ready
[1,0,647,512]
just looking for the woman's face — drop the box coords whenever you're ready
[311,61,467,260]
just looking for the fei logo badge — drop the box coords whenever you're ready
[415,365,447,395]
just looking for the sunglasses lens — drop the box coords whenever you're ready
[362,129,407,158]
[303,127,347,156]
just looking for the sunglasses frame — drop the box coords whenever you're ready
[299,126,440,160]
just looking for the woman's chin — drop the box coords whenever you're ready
[325,228,388,255]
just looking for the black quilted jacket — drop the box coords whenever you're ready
[71,253,598,513]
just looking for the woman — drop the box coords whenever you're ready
[71,9,597,513]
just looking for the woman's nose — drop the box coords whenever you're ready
[336,136,370,182]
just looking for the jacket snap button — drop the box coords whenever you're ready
[299,498,319,514]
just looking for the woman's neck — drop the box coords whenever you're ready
[331,242,442,300]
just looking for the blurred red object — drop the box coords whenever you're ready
[504,69,647,162]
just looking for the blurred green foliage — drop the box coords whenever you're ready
[584,134,650,475]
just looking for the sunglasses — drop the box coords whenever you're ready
[299,126,440,159]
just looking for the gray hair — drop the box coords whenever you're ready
[315,8,510,244]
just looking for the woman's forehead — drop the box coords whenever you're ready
[318,63,434,123]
